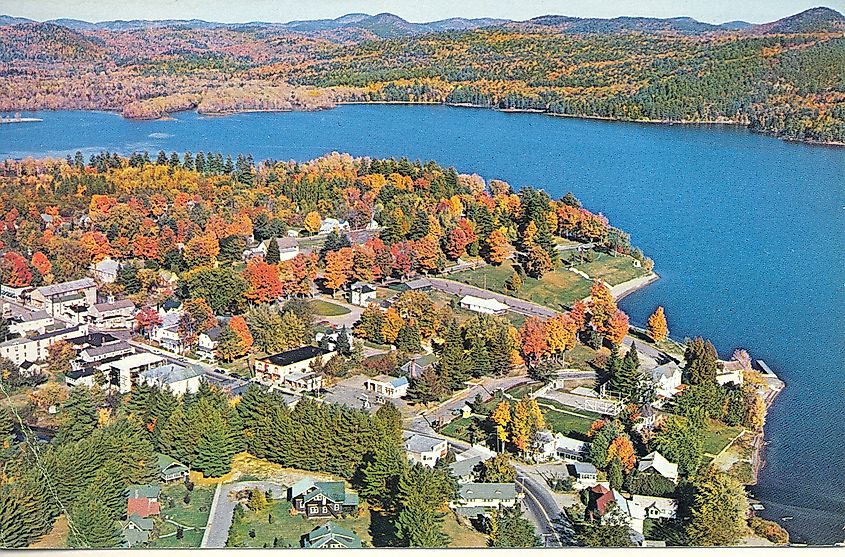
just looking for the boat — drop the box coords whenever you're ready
[782,516,794,521]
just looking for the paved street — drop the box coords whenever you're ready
[201,481,287,548]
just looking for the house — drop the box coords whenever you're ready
[28,278,97,320]
[637,451,679,483]
[717,360,745,386]
[254,346,334,393]
[157,453,189,483]
[570,461,599,487]
[648,361,683,398]
[350,282,377,307]
[151,312,183,353]
[198,326,223,358]
[363,374,409,399]
[302,522,363,549]
[140,363,204,396]
[629,495,678,521]
[76,340,133,367]
[533,431,591,462]
[127,484,161,518]
[319,217,350,235]
[121,514,153,548]
[0,323,88,365]
[243,237,300,262]
[107,352,165,393]
[459,295,509,315]
[289,478,359,519]
[450,483,519,516]
[92,257,120,283]
[638,404,657,429]
[88,299,136,329]
[449,445,496,482]
[403,431,448,467]
[7,308,54,336]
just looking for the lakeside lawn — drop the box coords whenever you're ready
[703,421,744,456]
[228,498,374,548]
[311,299,351,316]
[571,252,649,286]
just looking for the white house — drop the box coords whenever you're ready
[253,346,334,392]
[350,282,377,307]
[450,483,520,515]
[197,326,223,359]
[533,430,591,462]
[363,374,409,399]
[7,308,54,337]
[570,461,599,488]
[0,323,88,365]
[716,360,745,386]
[243,237,300,262]
[459,295,509,315]
[92,257,120,283]
[88,299,136,329]
[403,431,448,467]
[637,451,679,483]
[648,361,683,398]
[140,363,204,396]
[151,312,183,354]
[629,495,678,521]
[319,217,350,235]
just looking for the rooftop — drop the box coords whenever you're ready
[260,345,332,368]
[457,483,517,501]
[403,431,447,454]
[108,352,164,371]
[142,363,204,384]
[459,295,509,312]
[35,278,96,298]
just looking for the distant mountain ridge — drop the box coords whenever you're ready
[0,7,842,37]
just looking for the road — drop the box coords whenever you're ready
[201,481,287,548]
[423,277,559,317]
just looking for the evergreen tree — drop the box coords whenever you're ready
[0,486,49,548]
[684,337,719,385]
[395,325,421,353]
[686,471,750,545]
[335,326,352,356]
[193,413,237,478]
[68,499,121,548]
[55,388,97,445]
[265,238,280,264]
[489,504,539,547]
[608,456,624,491]
[609,344,640,399]
[356,443,407,511]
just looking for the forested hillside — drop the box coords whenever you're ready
[0,7,843,143]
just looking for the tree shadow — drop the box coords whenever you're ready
[369,511,402,547]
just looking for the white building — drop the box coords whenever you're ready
[637,451,679,483]
[350,282,377,307]
[403,431,448,467]
[648,361,683,398]
[7,308,54,337]
[197,326,223,359]
[716,360,745,386]
[450,483,520,515]
[89,299,136,329]
[107,352,166,394]
[0,323,88,365]
[92,257,120,283]
[363,374,409,399]
[139,363,204,396]
[459,295,509,315]
[319,217,350,235]
[28,278,97,320]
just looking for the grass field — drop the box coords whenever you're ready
[440,416,488,444]
[572,252,648,286]
[541,407,601,440]
[311,299,351,316]
[703,421,744,455]
[148,483,215,548]
[228,498,374,548]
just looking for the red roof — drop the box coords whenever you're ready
[127,497,160,518]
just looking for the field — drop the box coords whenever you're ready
[702,421,744,456]
[571,252,648,286]
[228,498,374,548]
[540,406,602,440]
[310,299,351,316]
[148,483,215,548]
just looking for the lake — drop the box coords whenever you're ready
[2,105,844,544]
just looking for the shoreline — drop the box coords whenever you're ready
[749,365,786,486]
[611,272,660,300]
[8,102,844,148]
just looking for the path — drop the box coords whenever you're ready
[201,481,287,548]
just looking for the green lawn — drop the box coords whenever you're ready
[539,406,601,441]
[572,252,648,286]
[311,299,352,316]
[443,512,488,548]
[565,344,602,372]
[505,381,544,400]
[148,483,214,548]
[227,498,373,548]
[440,416,488,444]
[702,421,744,455]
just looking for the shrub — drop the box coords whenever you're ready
[749,517,789,544]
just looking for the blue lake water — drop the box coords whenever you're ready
[2,105,844,544]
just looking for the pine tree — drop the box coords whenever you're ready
[489,504,539,547]
[609,344,640,399]
[0,487,49,548]
[685,337,719,385]
[437,320,468,390]
[68,499,121,548]
[396,325,421,353]
[55,388,97,445]
[356,443,407,511]
[468,333,492,378]
[608,456,624,490]
[193,413,237,478]
[336,326,351,356]
[265,238,280,264]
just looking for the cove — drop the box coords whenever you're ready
[2,105,844,544]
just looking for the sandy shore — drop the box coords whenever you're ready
[611,272,660,300]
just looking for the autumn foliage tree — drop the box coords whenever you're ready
[324,247,354,295]
[519,317,548,365]
[1,251,32,287]
[588,280,617,336]
[243,258,282,304]
[303,211,322,235]
[484,229,510,264]
[646,306,669,342]
[605,310,630,346]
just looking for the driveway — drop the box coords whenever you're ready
[201,481,287,548]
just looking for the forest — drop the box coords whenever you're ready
[0,8,843,142]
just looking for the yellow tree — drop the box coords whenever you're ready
[544,313,577,361]
[589,280,617,334]
[606,435,636,472]
[485,229,510,265]
[303,211,322,235]
[380,307,405,344]
[510,399,533,456]
[490,400,511,453]
[323,247,353,296]
[646,306,669,342]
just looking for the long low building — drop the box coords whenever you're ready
[459,295,510,315]
[139,363,204,396]
[254,346,334,393]
[450,483,520,515]
[0,323,88,365]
